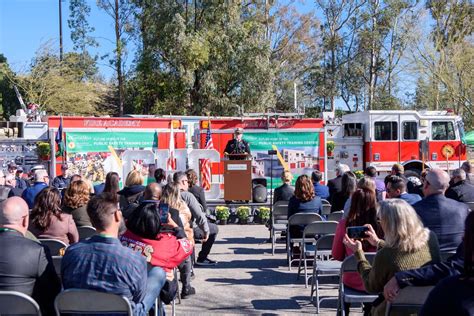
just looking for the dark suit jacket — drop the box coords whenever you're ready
[413,194,470,252]
[189,185,208,212]
[445,181,474,203]
[0,229,61,315]
[327,176,342,205]
[273,183,294,203]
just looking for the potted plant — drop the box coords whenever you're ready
[354,170,364,179]
[37,142,51,160]
[215,206,230,225]
[326,141,335,157]
[236,206,251,225]
[256,207,271,224]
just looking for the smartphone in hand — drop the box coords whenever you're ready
[346,226,369,240]
[159,203,169,224]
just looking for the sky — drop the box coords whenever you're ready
[0,0,118,78]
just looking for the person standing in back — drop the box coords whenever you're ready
[445,168,474,203]
[21,169,49,209]
[311,170,329,200]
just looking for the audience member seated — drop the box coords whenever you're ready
[102,171,120,199]
[69,174,82,183]
[344,199,440,316]
[5,173,23,197]
[391,163,416,193]
[461,161,473,185]
[332,188,382,315]
[29,187,79,245]
[62,180,92,227]
[365,166,386,201]
[327,164,350,205]
[413,169,470,252]
[154,168,167,187]
[162,182,196,299]
[62,193,165,316]
[419,211,474,316]
[142,183,184,229]
[186,169,208,212]
[445,168,474,203]
[332,171,356,213]
[274,170,295,203]
[343,176,375,216]
[21,169,49,209]
[386,175,422,205]
[118,170,145,214]
[384,211,473,315]
[0,197,61,315]
[311,170,329,200]
[52,164,70,190]
[174,171,218,267]
[288,175,322,238]
[120,202,193,281]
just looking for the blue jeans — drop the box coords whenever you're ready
[136,266,166,316]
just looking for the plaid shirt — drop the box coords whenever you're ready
[61,235,147,307]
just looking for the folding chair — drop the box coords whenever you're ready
[297,221,338,287]
[327,211,344,222]
[287,213,323,270]
[384,286,434,316]
[321,199,332,215]
[0,290,41,315]
[339,253,378,316]
[440,251,456,262]
[466,202,474,211]
[54,289,132,315]
[39,238,68,256]
[271,201,289,255]
[52,256,62,279]
[77,225,97,240]
[309,234,342,313]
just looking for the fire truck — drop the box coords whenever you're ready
[325,110,468,179]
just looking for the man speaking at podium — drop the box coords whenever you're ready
[224,128,251,160]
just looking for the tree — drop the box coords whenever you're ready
[13,44,107,116]
[97,0,134,116]
[0,54,19,119]
[68,0,99,81]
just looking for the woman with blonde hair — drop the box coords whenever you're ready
[343,176,376,215]
[161,183,193,243]
[62,180,92,227]
[273,170,294,203]
[345,199,440,315]
[117,170,145,212]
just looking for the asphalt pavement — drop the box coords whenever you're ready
[168,224,364,315]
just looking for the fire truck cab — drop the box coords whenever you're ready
[327,110,467,178]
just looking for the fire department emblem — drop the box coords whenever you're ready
[441,144,455,159]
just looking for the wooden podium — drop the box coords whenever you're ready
[224,155,252,201]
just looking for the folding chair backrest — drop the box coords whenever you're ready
[77,226,97,241]
[0,291,41,315]
[55,289,132,315]
[321,199,330,205]
[385,286,434,316]
[327,211,344,222]
[39,239,68,256]
[315,234,335,252]
[52,256,62,278]
[302,221,338,238]
[341,253,377,273]
[466,202,474,212]
[272,204,288,221]
[321,204,332,215]
[288,213,323,226]
[440,251,456,262]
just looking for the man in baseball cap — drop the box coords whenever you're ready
[224,127,251,160]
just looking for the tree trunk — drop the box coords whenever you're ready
[114,0,124,116]
[368,0,379,110]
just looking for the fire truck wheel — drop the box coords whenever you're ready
[404,170,421,179]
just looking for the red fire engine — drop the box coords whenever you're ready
[326,110,468,178]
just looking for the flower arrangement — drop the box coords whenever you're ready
[326,141,335,155]
[236,206,251,222]
[354,170,365,179]
[215,206,230,221]
[37,142,51,160]
[257,207,271,221]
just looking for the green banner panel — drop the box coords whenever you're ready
[66,132,157,153]
[245,132,319,151]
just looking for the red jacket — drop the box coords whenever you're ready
[120,230,193,272]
